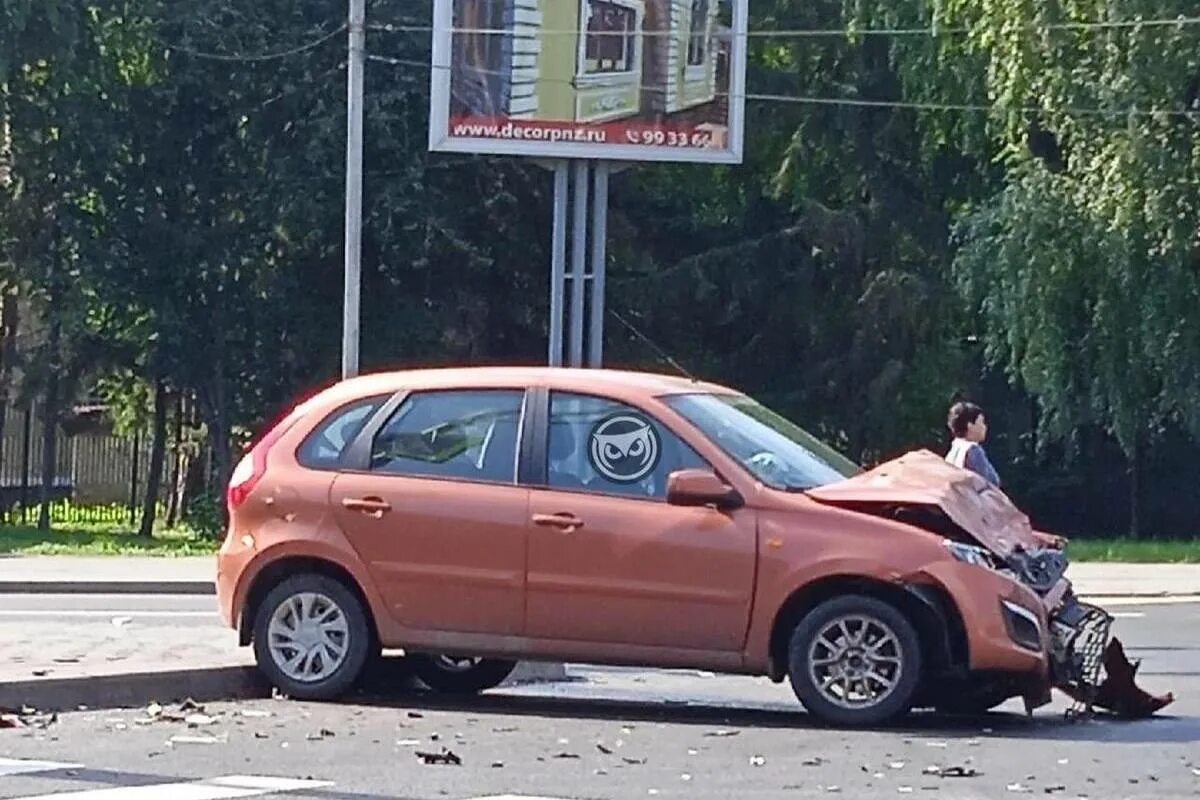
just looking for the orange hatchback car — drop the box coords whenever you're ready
[217,367,1104,726]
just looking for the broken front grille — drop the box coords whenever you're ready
[1051,600,1113,719]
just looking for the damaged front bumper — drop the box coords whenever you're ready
[1014,551,1174,719]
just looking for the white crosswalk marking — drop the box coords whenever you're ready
[0,774,331,800]
[0,759,82,778]
[468,796,574,800]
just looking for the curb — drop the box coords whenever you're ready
[0,581,215,595]
[0,661,570,713]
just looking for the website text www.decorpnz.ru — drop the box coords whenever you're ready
[450,118,716,148]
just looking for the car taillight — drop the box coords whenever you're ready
[226,403,312,511]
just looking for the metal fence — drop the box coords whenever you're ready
[1,415,173,525]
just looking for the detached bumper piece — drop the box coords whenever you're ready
[1052,598,1175,719]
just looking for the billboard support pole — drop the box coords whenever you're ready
[342,0,366,380]
[548,161,569,367]
[588,162,610,368]
[568,161,589,367]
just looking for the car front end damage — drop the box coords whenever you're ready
[809,450,1174,719]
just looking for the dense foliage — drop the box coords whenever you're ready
[2,0,1198,538]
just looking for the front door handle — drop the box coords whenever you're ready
[532,513,584,533]
[342,497,392,517]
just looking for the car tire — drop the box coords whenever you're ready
[788,594,923,727]
[252,573,372,701]
[407,654,517,694]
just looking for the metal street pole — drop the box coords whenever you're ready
[342,0,366,379]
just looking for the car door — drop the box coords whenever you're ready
[524,390,757,652]
[330,388,530,636]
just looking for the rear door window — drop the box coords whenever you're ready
[369,390,526,484]
[297,396,387,469]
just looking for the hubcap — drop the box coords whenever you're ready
[808,614,904,710]
[268,592,349,683]
[432,655,483,673]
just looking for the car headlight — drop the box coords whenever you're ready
[944,539,996,568]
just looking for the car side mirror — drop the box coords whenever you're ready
[666,469,743,510]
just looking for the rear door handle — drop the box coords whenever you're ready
[532,513,584,532]
[342,497,392,516]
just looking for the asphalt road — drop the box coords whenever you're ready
[1,601,1197,800]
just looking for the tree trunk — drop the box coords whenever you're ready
[0,288,15,522]
[37,317,62,532]
[1128,434,1142,540]
[165,393,185,528]
[138,379,169,538]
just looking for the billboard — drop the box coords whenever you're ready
[428,0,748,164]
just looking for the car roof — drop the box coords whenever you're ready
[314,366,736,406]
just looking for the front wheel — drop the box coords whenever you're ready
[408,654,517,694]
[788,595,923,727]
[252,574,372,700]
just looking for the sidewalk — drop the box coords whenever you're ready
[1,556,1198,599]
[0,556,215,594]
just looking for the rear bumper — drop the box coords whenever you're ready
[216,530,253,631]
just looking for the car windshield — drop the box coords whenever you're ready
[666,393,860,490]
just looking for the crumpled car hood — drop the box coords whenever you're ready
[807,449,1044,558]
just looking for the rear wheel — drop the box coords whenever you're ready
[788,595,923,727]
[408,654,517,694]
[252,574,371,700]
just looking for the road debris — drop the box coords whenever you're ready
[240,709,272,718]
[597,743,614,755]
[750,755,766,767]
[167,733,226,746]
[185,713,216,727]
[1043,785,1066,794]
[802,756,826,767]
[554,752,581,760]
[0,706,57,730]
[415,748,461,766]
[923,765,981,778]
[623,757,647,765]
[704,729,739,737]
[1006,783,1032,793]
[396,739,421,747]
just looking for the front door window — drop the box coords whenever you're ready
[547,392,706,499]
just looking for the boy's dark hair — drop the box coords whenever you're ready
[948,401,985,437]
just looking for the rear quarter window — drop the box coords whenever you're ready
[296,396,387,469]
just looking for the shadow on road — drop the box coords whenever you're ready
[349,662,1198,746]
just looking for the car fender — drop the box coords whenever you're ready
[232,537,390,639]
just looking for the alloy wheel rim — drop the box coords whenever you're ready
[267,592,350,683]
[808,614,904,710]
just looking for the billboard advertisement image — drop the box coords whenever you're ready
[428,0,748,164]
